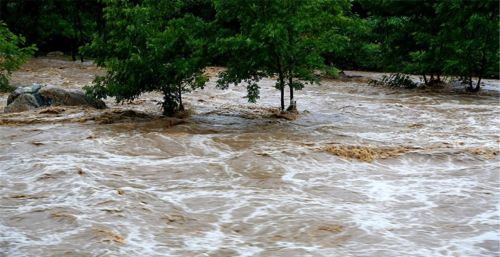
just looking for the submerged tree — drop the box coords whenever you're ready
[83,0,210,115]
[214,0,350,111]
[0,22,36,91]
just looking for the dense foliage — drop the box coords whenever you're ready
[0,0,498,113]
[83,0,211,115]
[0,0,103,60]
[437,0,499,91]
[0,22,36,91]
[214,0,350,111]
[325,3,382,71]
[362,0,499,90]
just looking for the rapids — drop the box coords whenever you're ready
[0,58,499,257]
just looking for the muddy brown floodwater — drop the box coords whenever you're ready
[0,58,499,257]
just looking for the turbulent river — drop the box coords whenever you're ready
[0,59,499,257]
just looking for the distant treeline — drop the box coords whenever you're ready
[0,0,104,61]
[0,0,498,114]
[1,0,497,77]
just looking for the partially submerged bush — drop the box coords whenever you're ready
[369,73,417,89]
[322,66,340,79]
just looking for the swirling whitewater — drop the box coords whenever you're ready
[0,59,499,257]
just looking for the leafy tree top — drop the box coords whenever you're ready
[214,0,350,109]
[84,0,210,115]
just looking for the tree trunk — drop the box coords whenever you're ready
[280,86,284,111]
[472,51,486,92]
[286,26,296,112]
[467,76,474,91]
[287,76,297,112]
[178,85,184,111]
[162,91,175,116]
[475,78,481,92]
[272,45,285,111]
[278,72,285,111]
[423,74,428,85]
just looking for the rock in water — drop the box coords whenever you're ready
[39,85,89,106]
[7,84,43,105]
[4,84,106,113]
[4,94,40,113]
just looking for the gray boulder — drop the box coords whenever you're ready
[4,94,40,113]
[4,84,106,113]
[7,84,43,105]
[39,85,89,106]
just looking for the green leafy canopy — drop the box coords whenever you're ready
[83,0,210,115]
[214,0,350,111]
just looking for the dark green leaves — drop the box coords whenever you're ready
[363,0,498,88]
[84,0,210,115]
[214,0,350,110]
[0,22,36,91]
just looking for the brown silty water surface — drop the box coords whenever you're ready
[0,58,499,257]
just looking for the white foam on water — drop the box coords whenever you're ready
[1,77,499,256]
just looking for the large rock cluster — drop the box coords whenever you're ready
[4,84,106,113]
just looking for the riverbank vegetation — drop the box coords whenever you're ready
[0,0,498,115]
[0,22,36,92]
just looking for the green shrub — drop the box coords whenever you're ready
[323,66,340,79]
[0,21,36,92]
[369,73,417,89]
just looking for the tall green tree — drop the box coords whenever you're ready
[361,0,446,84]
[324,1,381,71]
[361,0,498,89]
[0,22,36,91]
[214,0,350,111]
[437,0,499,91]
[83,0,210,115]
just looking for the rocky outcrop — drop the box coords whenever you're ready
[4,94,40,113]
[39,85,91,106]
[4,84,105,113]
[7,84,43,106]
